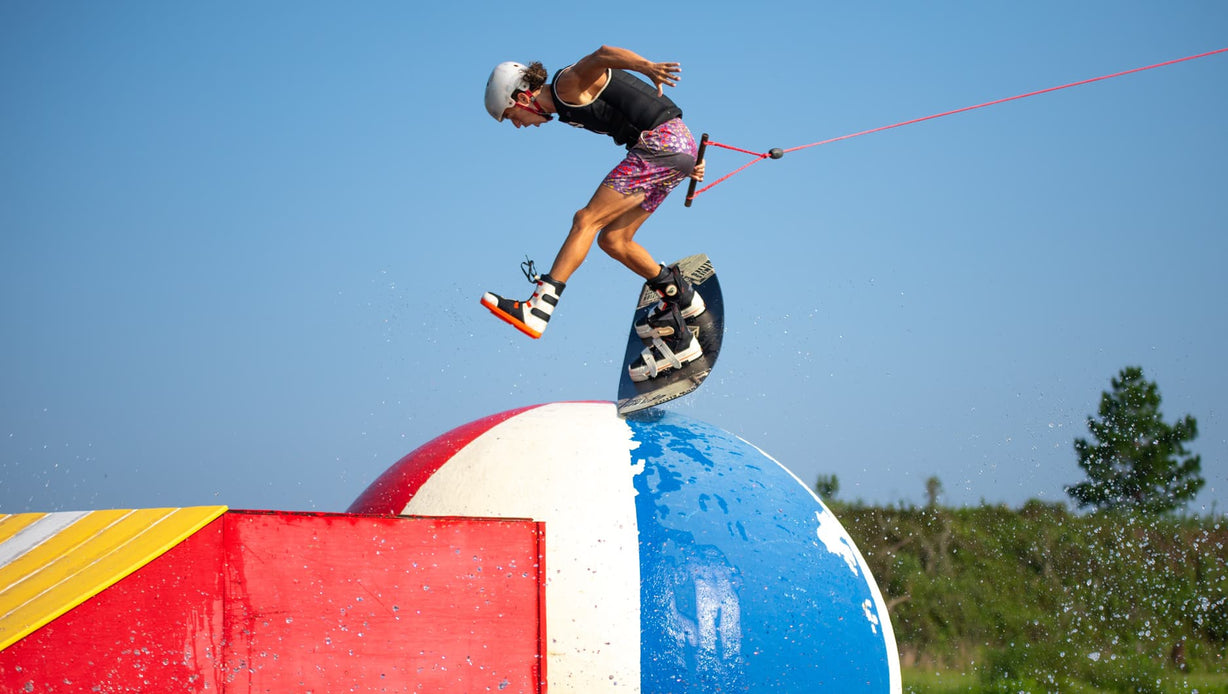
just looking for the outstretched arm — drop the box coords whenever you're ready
[564,45,681,97]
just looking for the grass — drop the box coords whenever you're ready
[902,667,978,693]
[902,667,1228,694]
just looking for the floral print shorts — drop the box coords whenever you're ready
[601,118,697,212]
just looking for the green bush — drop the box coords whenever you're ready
[833,501,1228,689]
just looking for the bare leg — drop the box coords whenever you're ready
[548,184,650,283]
[597,205,659,279]
[482,185,660,339]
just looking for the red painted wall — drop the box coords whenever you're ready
[0,516,227,690]
[0,511,546,693]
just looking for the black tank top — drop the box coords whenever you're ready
[551,68,683,149]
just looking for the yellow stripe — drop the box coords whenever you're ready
[1,509,131,592]
[0,514,47,545]
[0,506,226,651]
[1,509,149,605]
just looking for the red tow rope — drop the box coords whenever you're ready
[685,47,1228,206]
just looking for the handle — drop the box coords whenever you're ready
[684,132,709,208]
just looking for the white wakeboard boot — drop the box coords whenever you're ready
[628,303,703,382]
[634,263,706,339]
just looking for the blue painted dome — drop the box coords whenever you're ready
[627,408,897,691]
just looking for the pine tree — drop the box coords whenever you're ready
[1065,366,1203,514]
[815,474,839,500]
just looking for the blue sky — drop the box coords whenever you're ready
[2,2,1225,515]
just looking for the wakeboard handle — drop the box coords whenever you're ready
[684,133,709,208]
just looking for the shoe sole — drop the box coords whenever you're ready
[481,295,543,339]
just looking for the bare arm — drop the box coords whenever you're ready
[557,45,681,102]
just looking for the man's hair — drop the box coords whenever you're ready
[522,61,547,92]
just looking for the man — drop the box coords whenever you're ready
[481,46,706,381]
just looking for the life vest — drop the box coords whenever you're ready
[551,67,683,148]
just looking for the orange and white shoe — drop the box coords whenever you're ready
[481,274,565,339]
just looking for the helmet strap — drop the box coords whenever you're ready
[514,92,553,121]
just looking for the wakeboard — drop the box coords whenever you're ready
[616,253,725,416]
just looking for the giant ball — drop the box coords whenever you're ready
[350,401,900,692]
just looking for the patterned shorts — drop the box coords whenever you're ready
[601,118,697,212]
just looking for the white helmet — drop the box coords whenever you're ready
[485,61,530,122]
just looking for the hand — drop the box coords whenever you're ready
[643,60,681,96]
[689,159,705,182]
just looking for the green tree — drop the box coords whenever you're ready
[815,473,839,500]
[1065,366,1203,514]
[924,476,943,508]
